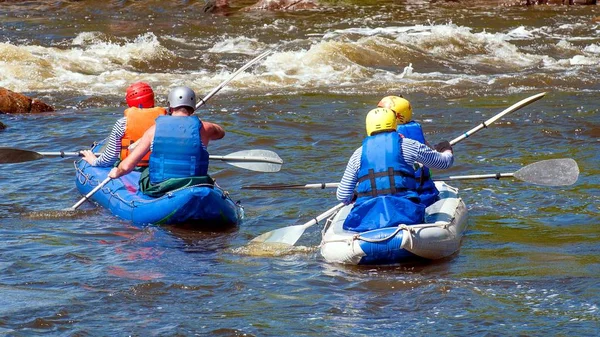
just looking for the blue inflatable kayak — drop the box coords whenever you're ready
[74,145,243,228]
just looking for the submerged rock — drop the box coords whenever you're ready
[243,0,319,11]
[203,0,318,13]
[0,87,54,114]
[201,0,597,12]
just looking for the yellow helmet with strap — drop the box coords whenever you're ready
[377,95,412,125]
[365,108,397,136]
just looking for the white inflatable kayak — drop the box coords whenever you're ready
[320,182,468,265]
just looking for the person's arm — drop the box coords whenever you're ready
[403,138,453,170]
[82,118,124,166]
[108,126,154,179]
[336,147,361,205]
[203,121,225,140]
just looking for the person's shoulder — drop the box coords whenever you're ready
[402,137,421,145]
[202,120,223,130]
[114,117,126,129]
[145,124,157,135]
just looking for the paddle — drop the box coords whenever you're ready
[210,149,283,173]
[195,48,274,111]
[242,158,580,189]
[243,92,546,183]
[69,176,112,211]
[449,92,546,146]
[443,158,579,186]
[250,203,345,246]
[0,148,283,173]
[247,93,551,245]
[247,158,579,246]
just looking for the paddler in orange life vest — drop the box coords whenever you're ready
[108,86,225,197]
[377,95,440,207]
[336,108,454,232]
[81,82,166,167]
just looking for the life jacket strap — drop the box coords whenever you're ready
[357,167,415,198]
[357,168,414,184]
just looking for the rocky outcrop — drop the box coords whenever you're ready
[436,0,597,4]
[0,87,54,114]
[203,0,318,13]
[242,0,318,11]
[202,0,597,12]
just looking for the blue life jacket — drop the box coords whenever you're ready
[397,121,439,207]
[149,116,209,184]
[355,132,418,201]
[343,132,425,232]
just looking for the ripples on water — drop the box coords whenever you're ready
[1,1,599,336]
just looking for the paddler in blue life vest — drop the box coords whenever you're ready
[336,107,454,232]
[377,95,440,207]
[108,86,225,197]
[81,82,167,167]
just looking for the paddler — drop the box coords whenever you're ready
[81,82,166,168]
[108,86,225,197]
[336,107,454,232]
[377,95,440,207]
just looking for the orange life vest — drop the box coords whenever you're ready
[120,106,167,166]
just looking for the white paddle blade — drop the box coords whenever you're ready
[250,203,345,246]
[226,161,281,172]
[220,149,283,173]
[514,158,579,186]
[250,224,310,246]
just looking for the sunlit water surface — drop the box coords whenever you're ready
[0,1,598,336]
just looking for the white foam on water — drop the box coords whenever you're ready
[0,32,172,94]
[208,36,267,55]
[1,22,598,97]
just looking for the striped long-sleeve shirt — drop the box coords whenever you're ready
[336,137,454,205]
[91,117,125,167]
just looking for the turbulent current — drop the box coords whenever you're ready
[0,1,598,336]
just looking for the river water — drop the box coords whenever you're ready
[1,1,598,336]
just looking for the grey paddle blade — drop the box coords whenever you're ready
[211,149,283,173]
[514,158,579,186]
[0,147,43,164]
[225,160,282,173]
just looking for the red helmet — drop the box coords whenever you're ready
[125,82,154,108]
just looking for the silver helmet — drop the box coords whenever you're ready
[167,86,196,109]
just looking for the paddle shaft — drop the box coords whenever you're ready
[299,203,345,230]
[241,158,579,189]
[39,151,90,158]
[242,174,516,190]
[449,92,546,146]
[70,176,111,210]
[195,48,273,110]
[37,151,282,165]
[245,173,524,189]
[443,173,513,181]
[250,202,345,245]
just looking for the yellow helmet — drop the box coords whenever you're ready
[365,108,398,136]
[377,95,412,125]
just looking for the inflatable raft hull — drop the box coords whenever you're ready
[74,148,242,228]
[320,182,468,265]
